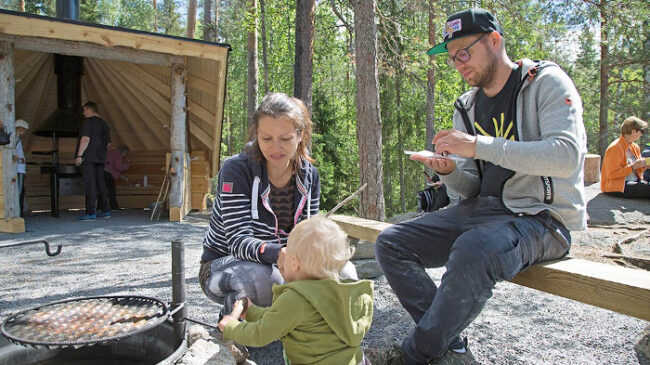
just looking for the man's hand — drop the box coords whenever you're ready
[409,154,456,175]
[432,129,477,158]
[74,157,82,166]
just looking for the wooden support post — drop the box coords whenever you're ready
[169,63,187,222]
[0,41,23,232]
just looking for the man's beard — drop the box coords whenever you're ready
[468,51,498,89]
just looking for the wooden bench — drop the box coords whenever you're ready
[330,214,650,321]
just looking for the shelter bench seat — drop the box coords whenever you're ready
[329,214,650,321]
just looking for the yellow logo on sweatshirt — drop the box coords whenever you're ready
[474,113,515,140]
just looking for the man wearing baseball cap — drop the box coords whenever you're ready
[375,8,587,364]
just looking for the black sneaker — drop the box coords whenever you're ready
[448,337,467,354]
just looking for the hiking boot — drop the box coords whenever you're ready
[97,211,111,218]
[76,214,97,221]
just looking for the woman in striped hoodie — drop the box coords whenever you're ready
[199,93,357,318]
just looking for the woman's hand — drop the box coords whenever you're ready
[632,158,646,169]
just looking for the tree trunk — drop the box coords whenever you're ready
[187,0,197,38]
[203,0,213,41]
[215,0,219,40]
[260,0,269,94]
[153,0,157,32]
[643,19,650,122]
[0,41,19,219]
[170,63,188,220]
[353,0,385,221]
[294,0,315,109]
[247,0,259,127]
[598,2,609,157]
[426,0,438,152]
[396,75,405,213]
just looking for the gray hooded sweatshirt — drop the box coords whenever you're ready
[441,58,587,231]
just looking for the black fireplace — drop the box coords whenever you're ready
[32,0,86,217]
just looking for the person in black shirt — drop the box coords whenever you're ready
[75,101,111,221]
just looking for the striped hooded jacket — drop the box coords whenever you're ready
[201,148,320,265]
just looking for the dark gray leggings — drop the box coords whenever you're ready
[200,256,358,315]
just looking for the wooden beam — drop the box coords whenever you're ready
[510,258,650,321]
[0,217,25,233]
[0,12,229,62]
[212,58,228,176]
[169,63,187,221]
[330,214,391,243]
[329,214,650,321]
[0,41,20,221]
[0,34,184,66]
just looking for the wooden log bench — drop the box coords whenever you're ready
[330,214,650,321]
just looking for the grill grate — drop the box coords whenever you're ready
[1,296,168,349]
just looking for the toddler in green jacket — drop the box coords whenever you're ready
[218,215,374,365]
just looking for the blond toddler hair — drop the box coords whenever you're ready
[286,216,353,281]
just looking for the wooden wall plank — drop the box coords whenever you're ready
[83,61,143,149]
[90,59,167,149]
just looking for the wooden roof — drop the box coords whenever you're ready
[0,9,229,173]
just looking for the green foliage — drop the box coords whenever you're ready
[9,0,649,217]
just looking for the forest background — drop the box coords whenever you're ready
[2,0,649,219]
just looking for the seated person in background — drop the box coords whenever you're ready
[105,145,131,210]
[601,116,649,199]
[219,216,374,365]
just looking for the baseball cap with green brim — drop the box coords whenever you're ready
[427,8,503,56]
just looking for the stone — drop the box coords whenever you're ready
[353,258,383,279]
[187,324,210,347]
[635,324,650,365]
[352,239,376,260]
[176,338,237,365]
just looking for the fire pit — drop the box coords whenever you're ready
[0,241,188,365]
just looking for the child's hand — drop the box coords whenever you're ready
[277,247,287,278]
[218,315,235,332]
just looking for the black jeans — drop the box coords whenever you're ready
[82,161,110,215]
[104,173,119,210]
[606,180,650,199]
[375,196,571,364]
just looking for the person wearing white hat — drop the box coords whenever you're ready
[14,119,29,218]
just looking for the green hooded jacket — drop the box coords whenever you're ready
[223,278,374,365]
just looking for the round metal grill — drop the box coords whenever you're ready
[1,295,168,349]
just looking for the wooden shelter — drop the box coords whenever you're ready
[0,9,229,232]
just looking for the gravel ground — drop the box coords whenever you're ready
[0,200,647,364]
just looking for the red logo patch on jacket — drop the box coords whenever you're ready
[222,182,233,193]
